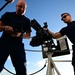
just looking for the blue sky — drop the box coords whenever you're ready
[0,0,75,75]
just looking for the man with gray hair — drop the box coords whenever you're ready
[0,0,31,75]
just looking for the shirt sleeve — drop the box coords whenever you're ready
[0,12,9,25]
[59,27,66,36]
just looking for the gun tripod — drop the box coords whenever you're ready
[46,52,61,75]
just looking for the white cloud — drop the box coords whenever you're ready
[27,61,31,65]
[35,59,47,68]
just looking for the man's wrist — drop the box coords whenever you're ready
[0,26,6,31]
[20,33,23,37]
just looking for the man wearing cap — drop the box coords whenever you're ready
[44,13,75,75]
[0,0,31,75]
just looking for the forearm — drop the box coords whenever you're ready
[0,26,6,31]
[0,21,5,31]
[22,33,30,39]
[48,30,56,38]
[48,30,62,39]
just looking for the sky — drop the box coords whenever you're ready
[0,0,75,75]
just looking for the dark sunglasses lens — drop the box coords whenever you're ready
[63,16,66,18]
[61,15,67,20]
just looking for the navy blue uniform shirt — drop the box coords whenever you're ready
[60,21,75,44]
[0,12,31,43]
[60,21,75,67]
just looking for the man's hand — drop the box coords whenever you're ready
[43,28,48,31]
[11,32,23,37]
[4,26,23,37]
[4,26,14,34]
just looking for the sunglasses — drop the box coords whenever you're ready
[61,15,69,20]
